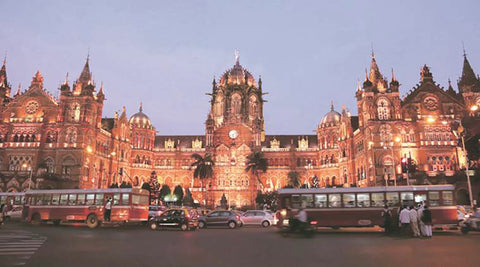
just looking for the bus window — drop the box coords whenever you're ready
[60,194,68,205]
[36,195,44,205]
[428,191,440,206]
[386,192,399,206]
[113,194,120,205]
[132,195,140,205]
[68,194,77,205]
[328,194,341,208]
[371,193,385,207]
[291,194,302,209]
[43,195,52,205]
[314,194,327,208]
[140,195,149,205]
[414,193,426,206]
[14,196,21,205]
[52,194,60,205]
[86,194,95,205]
[357,193,370,207]
[301,194,314,208]
[77,194,86,205]
[95,194,104,205]
[0,196,5,204]
[121,194,130,205]
[343,194,355,208]
[400,192,414,207]
[442,191,453,205]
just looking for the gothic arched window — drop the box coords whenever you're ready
[215,95,224,116]
[66,127,77,144]
[377,99,390,120]
[249,95,257,118]
[232,94,241,115]
[69,103,81,122]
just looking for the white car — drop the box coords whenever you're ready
[5,206,23,221]
[240,210,276,227]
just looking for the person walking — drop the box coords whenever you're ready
[381,205,392,234]
[104,198,112,222]
[417,203,426,237]
[409,205,420,237]
[399,206,411,236]
[421,206,433,238]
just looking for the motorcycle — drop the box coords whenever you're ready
[280,216,317,238]
[460,215,480,234]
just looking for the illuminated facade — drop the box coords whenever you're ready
[0,52,479,206]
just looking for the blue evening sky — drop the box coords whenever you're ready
[1,0,479,135]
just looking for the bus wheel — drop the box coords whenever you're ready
[86,214,99,229]
[53,220,61,226]
[31,213,41,226]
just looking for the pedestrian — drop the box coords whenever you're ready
[399,206,411,236]
[381,205,392,234]
[409,205,420,237]
[0,204,5,226]
[421,205,432,238]
[417,202,426,237]
[104,198,112,222]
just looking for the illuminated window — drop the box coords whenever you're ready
[377,99,390,120]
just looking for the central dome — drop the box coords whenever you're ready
[320,103,341,127]
[219,54,256,87]
[129,103,153,129]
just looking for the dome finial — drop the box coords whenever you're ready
[371,43,375,59]
[330,101,334,111]
[235,49,240,65]
[139,102,143,112]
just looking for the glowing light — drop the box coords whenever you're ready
[441,120,448,125]
[394,137,401,143]
[471,105,479,112]
[426,117,435,123]
[86,146,93,153]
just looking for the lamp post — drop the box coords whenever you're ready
[22,163,33,190]
[452,121,474,210]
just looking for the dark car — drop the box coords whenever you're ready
[150,208,198,231]
[198,210,242,229]
[149,205,167,221]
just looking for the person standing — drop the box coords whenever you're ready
[409,205,420,237]
[399,206,411,236]
[421,206,432,238]
[381,205,392,234]
[104,198,112,222]
[417,203,425,237]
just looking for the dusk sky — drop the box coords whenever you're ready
[1,0,480,135]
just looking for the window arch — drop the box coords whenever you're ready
[231,94,242,115]
[379,125,392,142]
[215,95,224,116]
[62,156,76,176]
[45,158,55,173]
[377,98,390,120]
[249,95,257,118]
[66,127,77,144]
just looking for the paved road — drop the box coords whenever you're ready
[0,223,479,267]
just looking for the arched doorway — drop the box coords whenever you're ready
[457,189,470,205]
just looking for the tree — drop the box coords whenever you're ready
[245,151,268,191]
[109,183,119,188]
[173,185,184,206]
[120,181,129,188]
[287,171,300,188]
[183,188,194,207]
[159,184,171,201]
[141,182,151,191]
[190,153,214,206]
[149,171,160,203]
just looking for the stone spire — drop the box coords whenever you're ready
[458,50,479,92]
[77,55,92,85]
[0,56,8,88]
[97,81,105,102]
[30,71,44,89]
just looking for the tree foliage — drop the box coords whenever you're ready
[245,151,268,188]
[287,171,300,188]
[159,184,171,200]
[183,188,194,207]
[173,185,184,206]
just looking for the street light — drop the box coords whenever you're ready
[22,163,33,190]
[383,137,400,187]
[452,121,474,210]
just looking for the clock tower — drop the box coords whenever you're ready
[205,52,265,207]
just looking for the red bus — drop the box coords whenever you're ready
[277,185,457,228]
[25,188,149,228]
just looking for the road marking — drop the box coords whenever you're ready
[0,230,47,266]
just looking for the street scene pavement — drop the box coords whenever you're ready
[1,223,479,267]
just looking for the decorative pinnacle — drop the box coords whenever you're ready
[330,101,334,111]
[139,102,143,112]
[391,68,396,81]
[235,49,240,65]
[371,43,375,59]
[462,41,466,58]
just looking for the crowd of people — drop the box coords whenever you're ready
[382,203,433,238]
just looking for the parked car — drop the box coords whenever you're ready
[241,210,276,227]
[5,206,23,221]
[150,208,198,231]
[149,205,167,221]
[198,210,242,229]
